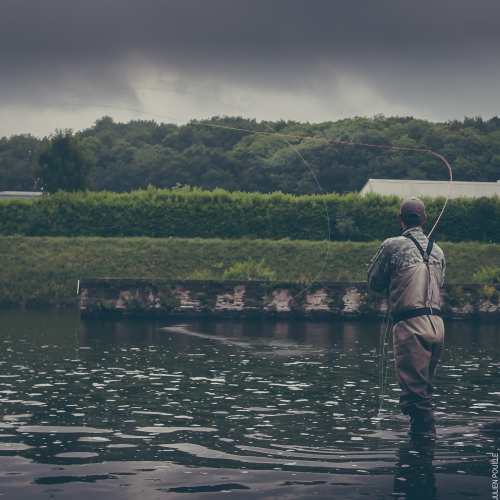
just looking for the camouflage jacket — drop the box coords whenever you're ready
[367,227,446,293]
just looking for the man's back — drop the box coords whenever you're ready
[367,226,446,293]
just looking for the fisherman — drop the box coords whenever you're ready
[367,197,446,437]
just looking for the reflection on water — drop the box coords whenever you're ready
[0,310,498,498]
[394,438,437,500]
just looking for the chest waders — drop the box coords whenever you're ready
[391,234,443,325]
[390,233,445,436]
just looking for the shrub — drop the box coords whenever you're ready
[2,187,500,242]
[359,291,382,314]
[444,285,468,309]
[478,285,500,305]
[222,257,276,280]
[473,266,500,284]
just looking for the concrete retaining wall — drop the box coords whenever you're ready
[79,278,500,321]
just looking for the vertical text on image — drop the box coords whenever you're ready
[489,452,499,500]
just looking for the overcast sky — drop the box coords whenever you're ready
[1,0,499,137]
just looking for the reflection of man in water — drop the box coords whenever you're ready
[394,438,437,499]
[367,197,446,436]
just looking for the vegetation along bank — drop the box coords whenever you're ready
[2,188,500,243]
[1,236,499,308]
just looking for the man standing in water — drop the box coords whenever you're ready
[367,197,446,437]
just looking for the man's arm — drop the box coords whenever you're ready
[367,242,392,292]
[440,255,446,287]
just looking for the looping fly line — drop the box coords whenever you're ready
[62,87,453,296]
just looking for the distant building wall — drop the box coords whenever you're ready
[359,179,500,199]
[0,191,45,201]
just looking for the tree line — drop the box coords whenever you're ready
[1,115,500,194]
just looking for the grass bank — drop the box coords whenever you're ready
[1,236,499,307]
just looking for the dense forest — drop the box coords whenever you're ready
[1,115,500,194]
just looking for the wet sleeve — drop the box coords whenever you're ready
[367,243,392,292]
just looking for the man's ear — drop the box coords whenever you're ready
[421,214,428,224]
[397,213,403,222]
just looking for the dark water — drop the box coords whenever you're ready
[0,310,499,499]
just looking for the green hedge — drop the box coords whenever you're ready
[1,187,500,242]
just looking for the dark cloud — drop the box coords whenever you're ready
[1,0,499,134]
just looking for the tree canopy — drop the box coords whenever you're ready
[0,134,38,191]
[32,129,96,193]
[1,115,500,194]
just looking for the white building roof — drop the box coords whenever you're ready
[0,191,45,200]
[359,179,500,199]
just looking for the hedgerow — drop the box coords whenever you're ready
[1,187,500,242]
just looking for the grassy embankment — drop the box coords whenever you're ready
[1,236,499,307]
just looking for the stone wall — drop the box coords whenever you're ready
[78,278,500,321]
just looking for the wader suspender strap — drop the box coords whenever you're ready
[392,233,441,324]
[404,233,434,263]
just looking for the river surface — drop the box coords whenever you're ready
[0,310,499,499]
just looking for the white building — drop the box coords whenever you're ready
[0,191,45,201]
[359,179,500,199]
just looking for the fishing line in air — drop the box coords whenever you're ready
[376,310,393,427]
[63,88,331,299]
[64,87,454,423]
[62,87,453,295]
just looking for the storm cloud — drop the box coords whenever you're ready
[1,0,499,136]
